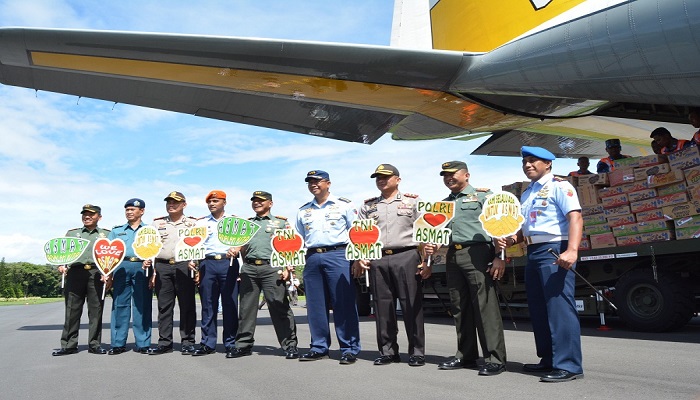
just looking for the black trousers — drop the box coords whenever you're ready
[154,260,196,347]
[369,249,425,356]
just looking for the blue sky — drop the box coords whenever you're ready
[0,0,580,263]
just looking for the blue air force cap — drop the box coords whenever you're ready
[521,146,556,161]
[124,198,145,209]
[305,170,330,182]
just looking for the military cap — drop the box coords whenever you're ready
[80,204,101,214]
[440,161,468,176]
[124,198,145,209]
[305,170,330,182]
[605,138,622,148]
[370,164,400,178]
[521,146,556,161]
[206,190,226,202]
[163,191,186,202]
[650,127,671,138]
[251,190,272,201]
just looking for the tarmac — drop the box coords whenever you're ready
[1,299,699,400]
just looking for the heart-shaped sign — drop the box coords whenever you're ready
[348,225,380,245]
[92,238,126,276]
[272,231,304,253]
[424,213,447,227]
[183,236,202,247]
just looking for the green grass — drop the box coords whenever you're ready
[0,297,63,306]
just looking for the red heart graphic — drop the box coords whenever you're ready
[272,233,303,253]
[183,236,202,247]
[92,238,126,276]
[348,225,380,245]
[424,213,447,227]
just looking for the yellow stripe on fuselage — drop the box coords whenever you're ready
[430,0,586,53]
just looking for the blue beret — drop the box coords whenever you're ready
[305,170,330,182]
[521,146,556,161]
[124,198,145,208]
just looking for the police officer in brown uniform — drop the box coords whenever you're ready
[426,161,507,376]
[146,191,199,355]
[52,204,110,356]
[227,191,299,359]
[352,164,429,367]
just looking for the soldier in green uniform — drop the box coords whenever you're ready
[426,161,507,375]
[52,204,110,356]
[227,191,299,359]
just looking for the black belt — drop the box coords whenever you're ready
[126,257,144,262]
[244,258,270,265]
[450,242,489,250]
[382,246,417,256]
[155,258,176,264]
[70,262,94,270]
[308,244,346,253]
[205,254,227,260]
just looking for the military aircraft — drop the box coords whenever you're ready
[0,0,698,158]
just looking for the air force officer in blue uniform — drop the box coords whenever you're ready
[495,146,584,383]
[107,198,153,355]
[295,170,361,364]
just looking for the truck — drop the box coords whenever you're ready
[421,237,700,333]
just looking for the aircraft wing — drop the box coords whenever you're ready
[1,0,700,156]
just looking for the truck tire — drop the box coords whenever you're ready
[614,269,694,332]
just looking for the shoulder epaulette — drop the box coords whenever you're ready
[248,217,254,221]
[475,188,490,192]
[403,193,418,198]
[100,227,111,233]
[338,197,352,203]
[275,215,288,220]
[299,201,313,209]
[112,224,122,229]
[153,216,167,220]
[552,176,567,182]
[364,196,379,204]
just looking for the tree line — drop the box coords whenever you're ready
[0,258,61,298]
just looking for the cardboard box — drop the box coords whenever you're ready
[634,163,671,181]
[505,243,526,258]
[683,165,700,186]
[668,145,700,170]
[601,193,629,209]
[578,173,609,186]
[628,188,657,203]
[590,232,617,249]
[674,226,700,240]
[655,192,689,208]
[612,220,673,237]
[629,198,659,214]
[584,223,612,235]
[674,215,700,229]
[604,204,631,218]
[608,167,636,187]
[612,157,641,169]
[578,185,600,206]
[647,169,685,187]
[583,213,607,226]
[686,183,700,202]
[656,182,687,196]
[582,204,605,216]
[637,154,668,167]
[578,238,592,251]
[615,230,674,246]
[606,213,637,227]
[635,209,666,222]
[662,201,700,219]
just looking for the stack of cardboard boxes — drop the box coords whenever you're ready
[500,145,700,253]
